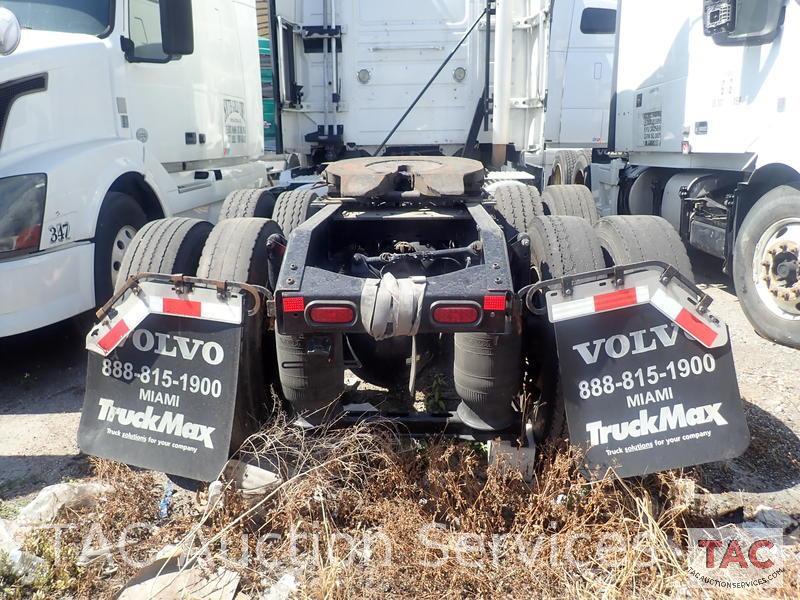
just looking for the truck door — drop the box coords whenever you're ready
[554,0,617,146]
[124,0,250,215]
[339,0,483,148]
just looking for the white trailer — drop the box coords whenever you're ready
[593,0,800,348]
[0,0,272,337]
[270,0,615,187]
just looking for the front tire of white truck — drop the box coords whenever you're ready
[550,150,580,186]
[733,185,800,349]
[114,217,214,292]
[572,150,591,187]
[93,192,148,304]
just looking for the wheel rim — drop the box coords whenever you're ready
[752,217,800,320]
[551,164,563,185]
[110,225,138,285]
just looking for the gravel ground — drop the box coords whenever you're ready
[0,252,798,516]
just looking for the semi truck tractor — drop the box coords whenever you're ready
[271,0,616,186]
[0,0,272,338]
[593,0,800,349]
[77,0,750,483]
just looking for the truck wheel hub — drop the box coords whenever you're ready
[755,219,800,318]
[110,225,138,285]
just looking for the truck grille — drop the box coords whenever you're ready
[0,74,47,150]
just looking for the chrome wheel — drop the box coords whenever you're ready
[551,163,564,185]
[110,225,137,286]
[753,218,800,320]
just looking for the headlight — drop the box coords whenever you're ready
[0,174,47,257]
[0,8,22,56]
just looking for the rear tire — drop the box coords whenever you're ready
[272,190,346,421]
[491,184,544,235]
[93,192,148,304]
[595,215,694,282]
[550,150,579,185]
[197,218,284,448]
[219,189,277,220]
[115,217,213,293]
[541,185,599,225]
[733,185,800,349]
[273,189,318,235]
[573,150,591,187]
[527,216,605,442]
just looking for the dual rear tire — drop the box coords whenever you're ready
[197,216,344,427]
[526,216,605,442]
[594,215,694,281]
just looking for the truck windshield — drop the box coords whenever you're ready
[0,1,112,36]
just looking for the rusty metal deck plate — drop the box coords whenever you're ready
[323,156,485,198]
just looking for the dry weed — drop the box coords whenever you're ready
[4,419,798,599]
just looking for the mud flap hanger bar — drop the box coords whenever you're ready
[518,261,727,349]
[96,273,269,323]
[88,273,271,357]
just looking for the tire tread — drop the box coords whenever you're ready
[595,215,694,281]
[116,217,213,292]
[541,185,599,225]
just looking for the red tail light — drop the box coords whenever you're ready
[309,305,356,324]
[282,296,306,313]
[432,304,480,325]
[483,295,507,311]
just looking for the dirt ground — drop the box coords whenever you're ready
[1,252,798,517]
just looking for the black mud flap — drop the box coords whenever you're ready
[78,280,248,482]
[542,265,750,479]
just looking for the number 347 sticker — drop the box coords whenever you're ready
[49,222,71,244]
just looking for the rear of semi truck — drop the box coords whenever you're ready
[77,0,750,484]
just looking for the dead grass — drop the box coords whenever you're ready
[3,419,798,599]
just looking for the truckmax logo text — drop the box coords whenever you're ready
[126,330,224,365]
[585,402,728,446]
[96,398,215,449]
[572,324,683,365]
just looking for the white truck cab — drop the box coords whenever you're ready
[271,0,616,186]
[0,0,270,337]
[594,0,800,348]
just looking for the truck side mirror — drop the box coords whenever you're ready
[160,0,194,56]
